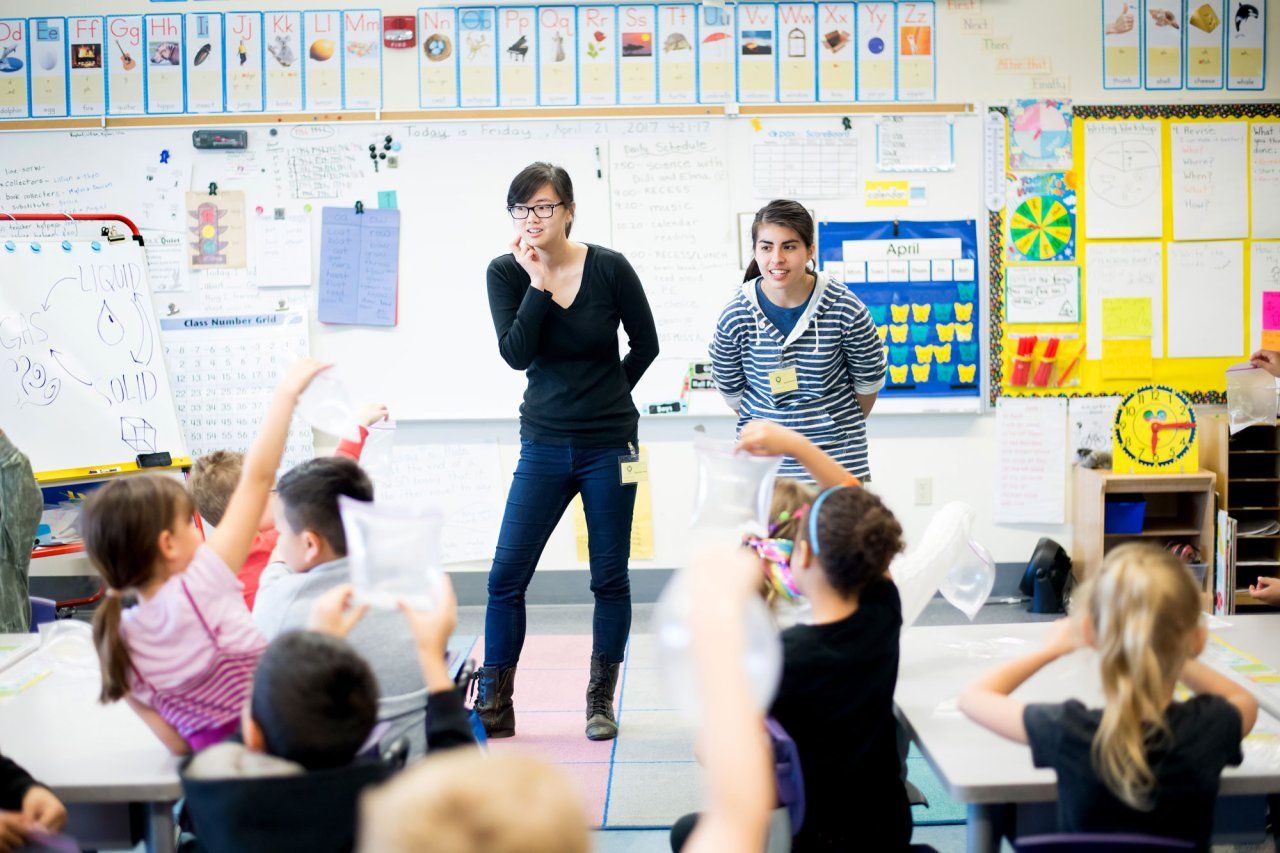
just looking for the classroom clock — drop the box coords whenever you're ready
[1111,385,1198,474]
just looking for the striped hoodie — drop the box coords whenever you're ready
[710,273,887,482]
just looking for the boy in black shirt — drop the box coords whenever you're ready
[769,485,911,852]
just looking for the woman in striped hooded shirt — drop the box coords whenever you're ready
[710,200,886,482]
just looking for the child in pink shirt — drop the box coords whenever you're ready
[80,360,330,755]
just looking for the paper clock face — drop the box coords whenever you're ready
[1111,384,1197,470]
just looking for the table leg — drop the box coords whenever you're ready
[966,803,1002,853]
[146,800,176,853]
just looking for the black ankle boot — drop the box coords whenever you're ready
[585,653,621,741]
[472,665,517,738]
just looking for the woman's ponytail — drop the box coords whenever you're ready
[92,593,133,703]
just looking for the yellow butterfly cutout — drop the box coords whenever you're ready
[876,325,889,342]
[911,304,931,323]
[882,345,889,360]
[889,324,909,343]
[955,323,973,341]
[911,364,931,382]
[958,364,976,383]
[889,364,909,383]
[932,344,952,363]
[890,304,910,323]
[935,323,955,342]
[954,302,974,322]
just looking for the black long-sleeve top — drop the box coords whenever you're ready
[0,753,38,810]
[486,244,659,447]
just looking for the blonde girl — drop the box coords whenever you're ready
[959,543,1257,848]
[80,360,328,754]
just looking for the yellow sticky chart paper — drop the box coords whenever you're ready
[1146,47,1181,80]
[573,448,654,561]
[1100,338,1153,380]
[890,303,910,323]
[1262,329,1280,350]
[1101,297,1153,338]
[911,304,931,322]
[460,66,497,104]
[345,68,379,107]
[739,61,775,94]
[1105,46,1139,78]
[889,364,909,384]
[911,364,931,382]
[502,65,536,99]
[889,324,908,343]
[1229,47,1263,78]
[860,59,892,95]
[914,345,934,364]
[936,323,955,342]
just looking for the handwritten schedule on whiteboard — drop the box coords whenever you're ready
[318,207,400,326]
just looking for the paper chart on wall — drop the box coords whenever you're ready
[1004,266,1079,324]
[618,5,657,104]
[264,11,303,112]
[752,133,857,199]
[341,9,381,110]
[1227,0,1266,90]
[139,162,192,232]
[1083,121,1162,239]
[371,441,504,565]
[1185,0,1225,89]
[1252,123,1280,239]
[1250,242,1280,353]
[777,3,817,103]
[106,15,144,116]
[418,8,459,108]
[1006,172,1076,262]
[68,16,106,117]
[144,14,184,114]
[539,5,578,107]
[1083,241,1163,358]
[185,11,225,114]
[224,11,264,113]
[656,5,697,105]
[185,190,247,270]
[160,311,315,474]
[1008,99,1072,171]
[143,230,189,293]
[995,397,1067,525]
[1166,240,1244,358]
[458,6,498,107]
[251,214,312,288]
[1170,121,1248,241]
[1068,396,1122,455]
[1143,0,1183,89]
[816,2,855,102]
[29,17,68,118]
[1100,0,1140,88]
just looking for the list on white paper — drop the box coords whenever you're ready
[1069,396,1122,456]
[875,116,954,171]
[752,136,858,199]
[995,398,1067,525]
[1083,121,1163,239]
[251,215,313,288]
[159,311,315,473]
[142,230,188,293]
[1004,266,1080,324]
[1249,241,1280,352]
[138,162,192,233]
[1252,123,1280,239]
[1170,122,1248,241]
[1166,240,1244,358]
[1083,242,1164,358]
[372,441,504,565]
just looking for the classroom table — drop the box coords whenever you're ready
[1205,614,1280,718]
[897,621,1280,853]
[0,633,181,853]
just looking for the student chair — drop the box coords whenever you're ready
[1014,834,1195,851]
[28,596,56,630]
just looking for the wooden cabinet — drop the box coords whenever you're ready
[1072,467,1217,603]
[1201,413,1280,609]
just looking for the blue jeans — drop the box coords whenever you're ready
[484,440,636,668]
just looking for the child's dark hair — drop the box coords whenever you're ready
[743,199,816,283]
[507,162,575,237]
[80,474,195,703]
[274,457,373,557]
[795,487,903,598]
[251,631,379,770]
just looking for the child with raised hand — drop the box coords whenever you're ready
[959,543,1257,849]
[80,358,331,755]
[188,402,389,609]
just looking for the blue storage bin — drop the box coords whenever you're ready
[1104,498,1146,534]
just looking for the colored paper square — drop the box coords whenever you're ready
[1100,338,1153,379]
[1263,292,1280,331]
[1229,47,1263,78]
[1105,46,1139,77]
[1263,329,1280,350]
[1101,297,1153,337]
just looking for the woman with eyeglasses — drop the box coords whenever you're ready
[477,162,659,743]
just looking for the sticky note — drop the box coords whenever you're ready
[1101,297,1153,338]
[750,117,763,131]
[1100,338,1153,379]
[1263,292,1280,331]
[1264,329,1280,350]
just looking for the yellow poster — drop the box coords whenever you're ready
[572,448,655,561]
[1100,338,1153,379]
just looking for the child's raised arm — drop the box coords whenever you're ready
[209,359,329,572]
[957,618,1082,744]
[736,420,857,489]
[1180,658,1259,738]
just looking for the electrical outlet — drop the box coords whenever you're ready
[914,477,933,506]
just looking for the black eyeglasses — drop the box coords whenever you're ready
[507,202,565,220]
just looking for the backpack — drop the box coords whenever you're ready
[765,716,804,834]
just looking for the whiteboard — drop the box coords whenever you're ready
[0,111,984,420]
[0,239,188,475]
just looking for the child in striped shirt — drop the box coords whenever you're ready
[80,359,329,755]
